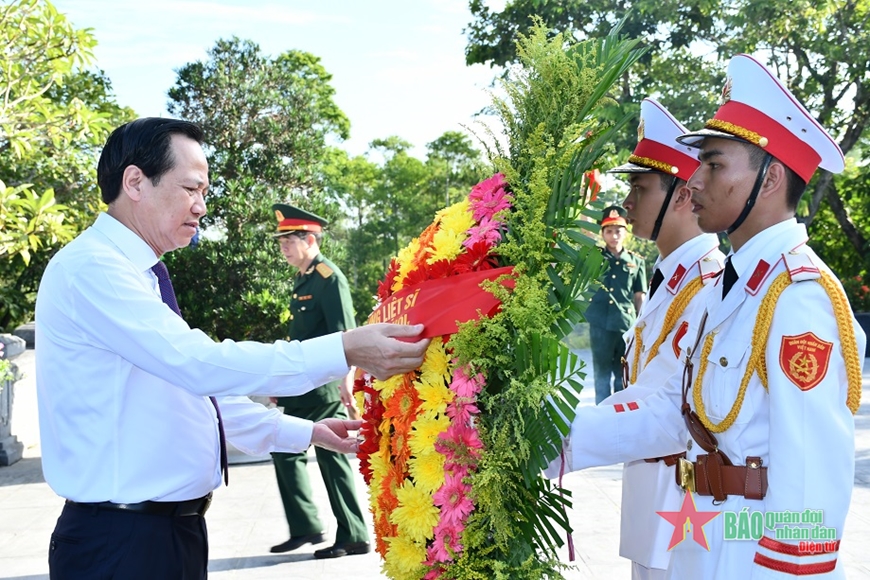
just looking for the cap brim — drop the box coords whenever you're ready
[676,128,750,148]
[607,162,662,175]
[272,230,298,238]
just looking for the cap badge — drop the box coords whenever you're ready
[637,117,645,142]
[609,209,619,219]
[721,76,732,105]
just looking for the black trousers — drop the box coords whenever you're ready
[49,502,208,580]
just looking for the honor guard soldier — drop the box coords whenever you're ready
[269,203,371,558]
[601,98,725,580]
[586,205,648,403]
[557,55,866,578]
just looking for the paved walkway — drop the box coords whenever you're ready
[2,349,869,579]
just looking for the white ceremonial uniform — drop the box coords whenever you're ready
[566,219,865,578]
[36,213,350,503]
[602,233,724,576]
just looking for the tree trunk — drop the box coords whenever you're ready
[824,182,868,257]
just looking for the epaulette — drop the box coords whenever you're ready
[782,245,820,283]
[315,262,334,279]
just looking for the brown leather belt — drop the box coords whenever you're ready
[676,455,767,502]
[644,452,685,467]
[66,493,212,517]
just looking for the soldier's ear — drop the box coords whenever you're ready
[673,182,692,210]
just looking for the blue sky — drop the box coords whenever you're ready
[51,0,505,158]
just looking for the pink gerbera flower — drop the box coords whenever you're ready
[463,216,503,248]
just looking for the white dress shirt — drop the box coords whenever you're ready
[36,213,349,503]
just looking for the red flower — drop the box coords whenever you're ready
[452,241,498,275]
[403,264,431,287]
[427,259,454,280]
[378,259,400,301]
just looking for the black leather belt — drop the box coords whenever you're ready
[65,493,212,517]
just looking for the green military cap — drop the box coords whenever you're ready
[272,203,328,237]
[599,205,627,228]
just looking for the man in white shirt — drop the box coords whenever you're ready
[36,117,429,579]
[558,55,865,578]
[602,98,724,579]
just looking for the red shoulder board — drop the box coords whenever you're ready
[667,264,687,292]
[745,259,772,295]
[779,332,833,391]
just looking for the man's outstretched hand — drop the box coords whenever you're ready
[342,323,430,380]
[311,418,363,454]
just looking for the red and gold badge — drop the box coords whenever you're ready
[672,320,689,359]
[779,332,833,391]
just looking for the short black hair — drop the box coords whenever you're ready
[742,142,806,210]
[659,173,677,192]
[97,118,204,204]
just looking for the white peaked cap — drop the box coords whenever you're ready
[609,98,700,182]
[677,54,844,182]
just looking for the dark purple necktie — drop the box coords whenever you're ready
[152,261,229,486]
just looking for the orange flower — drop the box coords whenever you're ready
[384,375,422,436]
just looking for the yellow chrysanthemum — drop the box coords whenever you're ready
[393,237,422,292]
[408,413,451,457]
[369,446,391,482]
[420,340,450,382]
[383,535,427,580]
[354,390,365,412]
[375,373,405,399]
[390,480,440,543]
[427,227,467,264]
[438,199,474,234]
[408,449,447,495]
[415,379,453,416]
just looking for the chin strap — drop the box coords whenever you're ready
[649,176,680,242]
[726,153,772,235]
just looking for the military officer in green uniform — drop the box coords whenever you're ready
[585,205,647,404]
[268,203,370,559]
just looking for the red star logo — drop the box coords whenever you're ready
[656,491,720,550]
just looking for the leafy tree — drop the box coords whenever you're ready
[0,0,132,331]
[426,130,488,206]
[464,0,870,275]
[165,38,351,341]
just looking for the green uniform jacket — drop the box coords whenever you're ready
[277,254,355,409]
[585,246,647,333]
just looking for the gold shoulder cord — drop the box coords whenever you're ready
[693,270,863,433]
[629,323,645,385]
[645,277,704,365]
[628,276,704,385]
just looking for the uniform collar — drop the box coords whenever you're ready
[728,219,805,282]
[92,212,161,272]
[704,218,806,330]
[655,234,720,291]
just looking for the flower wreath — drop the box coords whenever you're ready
[355,22,646,580]
[356,174,511,579]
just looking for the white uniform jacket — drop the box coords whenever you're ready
[568,219,865,579]
[602,233,724,570]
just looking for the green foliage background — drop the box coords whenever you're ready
[465,0,870,288]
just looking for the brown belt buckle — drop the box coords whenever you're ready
[677,457,695,492]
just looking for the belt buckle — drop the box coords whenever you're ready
[677,457,695,492]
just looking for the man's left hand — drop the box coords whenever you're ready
[311,418,362,454]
